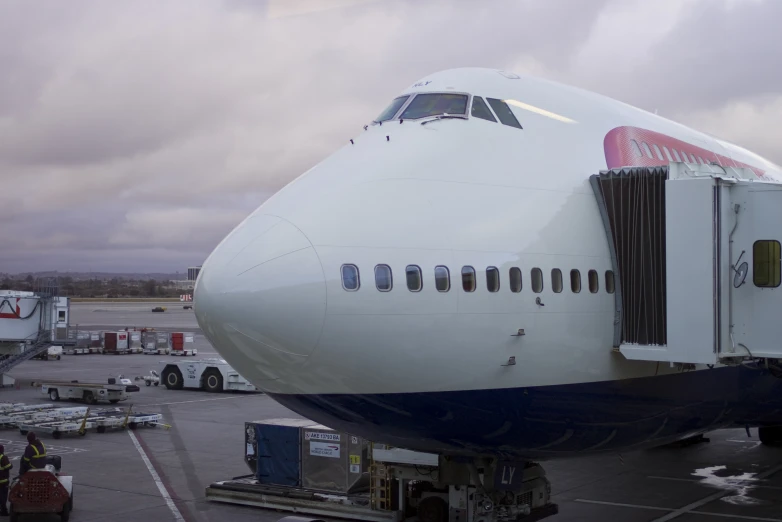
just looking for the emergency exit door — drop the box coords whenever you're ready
[729,184,782,360]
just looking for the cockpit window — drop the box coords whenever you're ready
[471,96,496,122]
[399,93,469,120]
[486,98,523,129]
[375,95,410,122]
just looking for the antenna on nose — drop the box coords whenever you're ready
[350,139,354,145]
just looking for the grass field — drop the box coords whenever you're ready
[69,297,182,303]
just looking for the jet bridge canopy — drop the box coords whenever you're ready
[590,163,782,365]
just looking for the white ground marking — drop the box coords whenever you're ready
[574,499,782,521]
[128,430,185,522]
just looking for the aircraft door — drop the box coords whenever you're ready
[729,184,782,360]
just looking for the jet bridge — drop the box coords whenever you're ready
[591,163,782,365]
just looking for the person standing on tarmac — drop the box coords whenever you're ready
[0,444,11,516]
[19,432,46,475]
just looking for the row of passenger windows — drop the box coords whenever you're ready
[630,138,711,166]
[340,264,616,295]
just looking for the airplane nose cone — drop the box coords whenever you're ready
[194,214,326,382]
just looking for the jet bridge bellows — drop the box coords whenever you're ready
[591,163,782,365]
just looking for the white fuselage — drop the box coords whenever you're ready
[194,68,782,459]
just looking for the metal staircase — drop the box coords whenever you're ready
[0,330,52,375]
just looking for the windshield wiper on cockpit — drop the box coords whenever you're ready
[420,114,469,125]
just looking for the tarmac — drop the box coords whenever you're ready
[1,301,779,522]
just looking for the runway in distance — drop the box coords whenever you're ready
[193,67,782,461]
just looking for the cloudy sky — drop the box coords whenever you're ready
[2,0,780,274]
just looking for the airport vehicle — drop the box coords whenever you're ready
[137,369,160,386]
[160,359,259,392]
[8,455,72,521]
[41,381,129,404]
[108,374,140,392]
[33,345,62,361]
[193,68,782,520]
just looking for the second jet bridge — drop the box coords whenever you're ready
[591,163,782,365]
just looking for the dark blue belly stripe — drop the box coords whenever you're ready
[268,364,782,460]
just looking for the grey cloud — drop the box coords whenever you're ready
[0,0,778,272]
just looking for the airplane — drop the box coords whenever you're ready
[193,67,782,463]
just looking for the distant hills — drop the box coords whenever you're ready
[1,271,185,282]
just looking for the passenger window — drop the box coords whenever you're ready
[570,270,581,293]
[375,264,393,292]
[652,144,664,161]
[486,267,500,292]
[662,146,672,161]
[641,142,653,158]
[341,264,360,291]
[531,268,543,293]
[462,266,476,292]
[551,269,563,293]
[630,140,642,158]
[671,148,682,162]
[406,265,423,292]
[509,267,522,293]
[486,98,523,129]
[605,270,615,294]
[435,266,450,292]
[753,240,781,288]
[471,96,497,122]
[588,270,599,293]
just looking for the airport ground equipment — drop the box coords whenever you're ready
[33,346,62,361]
[136,370,160,386]
[40,381,129,404]
[8,454,72,521]
[108,374,141,392]
[591,163,782,367]
[208,418,557,522]
[169,332,197,356]
[0,280,67,375]
[0,402,166,438]
[160,358,259,392]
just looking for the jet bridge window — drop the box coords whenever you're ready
[753,240,781,288]
[471,96,496,122]
[486,267,500,292]
[399,93,468,120]
[486,98,522,129]
[375,95,410,122]
[435,266,450,292]
[375,264,393,292]
[462,266,476,292]
[406,265,423,292]
[341,264,360,291]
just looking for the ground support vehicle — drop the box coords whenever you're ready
[137,370,160,387]
[41,381,128,404]
[8,455,72,521]
[161,359,259,392]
